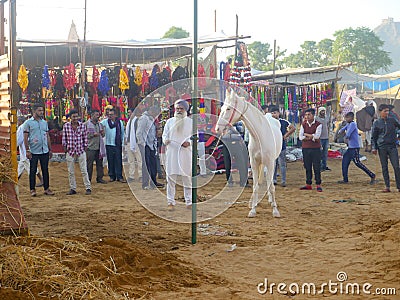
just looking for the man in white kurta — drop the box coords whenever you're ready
[162,100,193,208]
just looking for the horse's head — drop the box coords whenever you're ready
[215,89,245,134]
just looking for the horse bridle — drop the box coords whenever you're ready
[227,97,249,126]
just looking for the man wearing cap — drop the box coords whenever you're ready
[162,99,193,209]
[316,106,331,172]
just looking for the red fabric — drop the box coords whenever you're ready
[209,64,215,78]
[223,63,231,82]
[91,93,100,111]
[328,150,342,158]
[91,66,100,90]
[198,64,206,89]
[63,63,76,91]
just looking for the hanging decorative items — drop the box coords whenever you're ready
[42,65,51,89]
[98,69,110,96]
[63,63,76,91]
[134,66,142,86]
[197,63,206,89]
[17,65,29,92]
[119,68,129,92]
[142,69,150,95]
[199,97,206,118]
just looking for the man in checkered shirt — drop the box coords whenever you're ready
[62,109,91,195]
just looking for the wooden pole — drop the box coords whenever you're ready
[0,1,5,55]
[9,0,17,181]
[234,14,238,61]
[214,9,217,32]
[81,0,87,118]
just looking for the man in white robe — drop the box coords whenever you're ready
[162,100,193,209]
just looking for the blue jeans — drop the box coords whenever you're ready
[273,149,287,184]
[320,139,329,170]
[378,146,400,189]
[342,148,375,182]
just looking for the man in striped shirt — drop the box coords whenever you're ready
[62,109,91,195]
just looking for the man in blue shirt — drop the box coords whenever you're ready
[338,112,376,184]
[23,103,54,196]
[270,106,295,187]
[100,108,126,183]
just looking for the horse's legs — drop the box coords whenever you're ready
[265,160,281,218]
[248,158,259,218]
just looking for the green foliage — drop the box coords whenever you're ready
[282,40,334,68]
[332,27,392,73]
[162,26,190,39]
[247,41,286,71]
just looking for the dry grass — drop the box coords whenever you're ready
[0,153,16,184]
[0,236,130,300]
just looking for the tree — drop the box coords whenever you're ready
[162,26,190,39]
[247,41,286,71]
[247,41,272,71]
[317,38,334,66]
[332,27,392,73]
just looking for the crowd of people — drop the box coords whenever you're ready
[18,99,400,207]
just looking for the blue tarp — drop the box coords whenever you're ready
[364,78,400,91]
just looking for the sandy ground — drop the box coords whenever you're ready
[2,151,399,299]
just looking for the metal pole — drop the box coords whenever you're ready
[191,0,198,245]
[9,0,17,181]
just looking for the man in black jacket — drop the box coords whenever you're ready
[371,103,400,192]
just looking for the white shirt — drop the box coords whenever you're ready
[162,117,193,176]
[299,119,322,141]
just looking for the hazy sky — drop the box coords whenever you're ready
[11,0,400,54]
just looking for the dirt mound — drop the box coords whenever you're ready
[0,236,211,299]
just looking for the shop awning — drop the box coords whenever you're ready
[16,32,251,68]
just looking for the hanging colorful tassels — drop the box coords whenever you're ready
[17,65,29,92]
[142,69,149,94]
[45,99,52,120]
[134,66,142,86]
[98,69,110,96]
[119,68,129,92]
[101,97,107,115]
[63,63,76,91]
[91,65,100,90]
[284,89,289,111]
[199,97,206,118]
[42,65,51,89]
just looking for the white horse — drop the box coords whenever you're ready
[215,89,282,218]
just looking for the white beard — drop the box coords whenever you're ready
[174,111,187,134]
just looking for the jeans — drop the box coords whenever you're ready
[320,139,329,170]
[342,148,375,182]
[30,152,49,190]
[302,148,321,185]
[145,145,157,188]
[378,146,400,189]
[273,149,287,184]
[86,149,104,182]
[106,145,123,180]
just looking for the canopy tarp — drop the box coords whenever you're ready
[251,64,377,85]
[16,31,250,68]
[371,84,400,99]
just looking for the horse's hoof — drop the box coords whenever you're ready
[272,208,281,218]
[248,209,256,218]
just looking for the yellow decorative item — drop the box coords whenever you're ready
[119,69,129,91]
[134,66,142,86]
[17,65,29,92]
